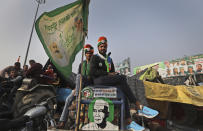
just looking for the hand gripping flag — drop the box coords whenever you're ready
[35,0,90,79]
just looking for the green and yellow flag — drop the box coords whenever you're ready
[35,0,90,79]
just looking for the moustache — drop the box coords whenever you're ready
[55,50,60,53]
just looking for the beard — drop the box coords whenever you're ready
[99,50,106,55]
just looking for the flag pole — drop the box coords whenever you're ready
[23,0,45,66]
[75,40,85,131]
[75,0,89,130]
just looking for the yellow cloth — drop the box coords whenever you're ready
[144,81,203,106]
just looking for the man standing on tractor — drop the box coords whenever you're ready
[78,44,94,86]
[57,44,94,129]
[89,36,145,130]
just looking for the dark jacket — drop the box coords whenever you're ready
[89,54,115,79]
[26,63,43,83]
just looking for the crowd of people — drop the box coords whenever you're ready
[0,36,159,131]
[0,60,60,85]
[0,59,61,110]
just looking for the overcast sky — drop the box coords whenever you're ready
[0,0,203,73]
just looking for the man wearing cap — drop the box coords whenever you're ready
[57,44,94,129]
[78,44,94,86]
[89,36,145,130]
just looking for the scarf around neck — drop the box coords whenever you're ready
[97,53,110,72]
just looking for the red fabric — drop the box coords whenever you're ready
[44,69,55,84]
[97,36,107,47]
[84,44,94,54]
[45,69,54,77]
[98,36,107,42]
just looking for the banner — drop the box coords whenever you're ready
[115,57,131,76]
[134,54,203,78]
[144,81,203,106]
[35,0,90,79]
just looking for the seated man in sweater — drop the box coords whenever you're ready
[89,36,145,131]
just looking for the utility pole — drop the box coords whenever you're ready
[23,0,45,66]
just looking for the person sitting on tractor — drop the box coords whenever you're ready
[43,64,55,84]
[22,65,28,77]
[0,62,23,78]
[89,36,145,130]
[26,60,44,83]
[0,65,23,97]
[7,69,23,85]
[57,44,94,129]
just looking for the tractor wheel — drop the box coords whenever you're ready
[13,87,56,118]
[171,103,197,125]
